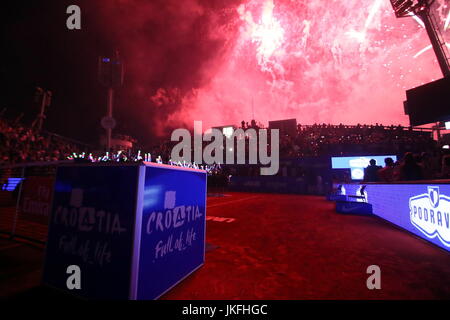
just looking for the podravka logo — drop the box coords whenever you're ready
[409,186,450,247]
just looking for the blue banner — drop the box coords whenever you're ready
[340,183,450,252]
[136,165,206,300]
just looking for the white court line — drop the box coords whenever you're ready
[208,195,262,208]
[0,243,22,251]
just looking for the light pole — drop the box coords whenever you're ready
[98,51,123,151]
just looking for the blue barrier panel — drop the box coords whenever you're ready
[43,163,207,299]
[135,164,207,300]
[335,201,372,215]
[327,194,347,201]
[341,183,450,252]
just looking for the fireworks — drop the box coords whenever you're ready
[239,0,285,73]
[99,0,450,133]
[177,0,449,128]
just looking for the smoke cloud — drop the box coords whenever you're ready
[93,0,449,139]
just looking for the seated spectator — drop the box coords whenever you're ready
[364,159,382,182]
[378,157,395,182]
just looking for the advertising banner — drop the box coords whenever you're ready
[20,176,54,225]
[136,165,206,300]
[341,183,450,252]
[43,165,139,299]
[43,163,207,300]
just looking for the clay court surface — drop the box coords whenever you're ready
[1,192,450,300]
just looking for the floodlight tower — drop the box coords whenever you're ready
[390,0,450,77]
[98,50,124,151]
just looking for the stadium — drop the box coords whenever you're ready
[1,0,450,304]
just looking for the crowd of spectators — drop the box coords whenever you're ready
[2,114,449,182]
[152,121,438,163]
[278,123,436,158]
[0,117,86,165]
[363,152,450,182]
[231,120,447,181]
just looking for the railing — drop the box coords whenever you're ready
[297,124,433,132]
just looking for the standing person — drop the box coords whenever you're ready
[399,152,423,181]
[363,159,382,182]
[419,152,435,180]
[378,157,395,182]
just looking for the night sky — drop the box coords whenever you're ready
[2,0,449,146]
[3,1,116,145]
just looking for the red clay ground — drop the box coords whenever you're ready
[1,192,450,299]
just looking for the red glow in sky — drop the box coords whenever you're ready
[164,0,449,132]
[98,0,450,136]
